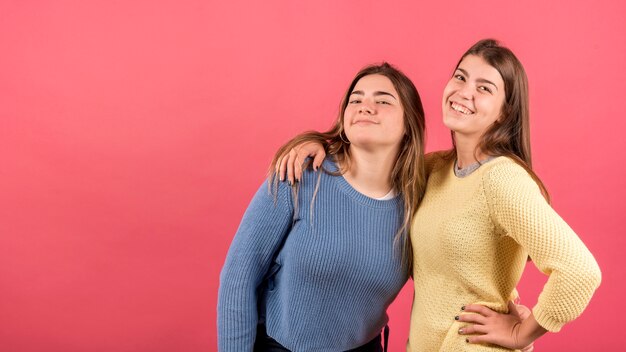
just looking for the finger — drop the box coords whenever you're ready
[294,154,303,182]
[462,304,495,317]
[508,301,522,319]
[279,155,289,182]
[456,313,487,325]
[301,141,325,169]
[465,334,493,345]
[296,147,313,180]
[458,324,488,335]
[286,149,297,185]
[521,343,534,352]
[312,151,325,171]
[514,303,531,320]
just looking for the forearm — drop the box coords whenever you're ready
[217,288,257,351]
[217,181,294,350]
[516,313,547,347]
[485,162,602,330]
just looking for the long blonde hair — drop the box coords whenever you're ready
[269,62,427,270]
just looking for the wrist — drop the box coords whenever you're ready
[517,313,547,347]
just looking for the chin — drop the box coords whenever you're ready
[442,115,459,131]
[349,138,377,148]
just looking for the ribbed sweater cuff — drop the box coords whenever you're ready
[532,305,564,332]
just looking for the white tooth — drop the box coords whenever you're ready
[452,102,471,114]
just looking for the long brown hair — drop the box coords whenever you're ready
[269,62,427,270]
[450,39,550,202]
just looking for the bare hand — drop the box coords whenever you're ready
[457,301,534,350]
[513,304,534,352]
[276,141,326,184]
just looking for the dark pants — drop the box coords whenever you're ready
[254,324,386,352]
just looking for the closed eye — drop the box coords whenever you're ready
[349,99,361,104]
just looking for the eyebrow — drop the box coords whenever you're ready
[350,90,398,100]
[456,68,499,91]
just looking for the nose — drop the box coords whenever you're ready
[359,99,376,114]
[457,84,474,100]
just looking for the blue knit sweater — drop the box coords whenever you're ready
[217,159,408,351]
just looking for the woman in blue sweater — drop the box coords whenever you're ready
[217,63,427,351]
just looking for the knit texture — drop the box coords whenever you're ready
[407,153,601,351]
[218,158,408,351]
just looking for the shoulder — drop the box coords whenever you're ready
[480,157,543,201]
[425,150,453,176]
[424,150,447,164]
[319,157,340,173]
[300,157,339,181]
[292,157,340,198]
[481,157,532,183]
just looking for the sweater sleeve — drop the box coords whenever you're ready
[217,180,294,351]
[482,161,601,332]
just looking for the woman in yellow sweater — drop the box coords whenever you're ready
[275,39,601,351]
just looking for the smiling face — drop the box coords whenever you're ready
[442,54,506,140]
[343,74,405,151]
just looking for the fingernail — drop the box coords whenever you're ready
[458,328,463,334]
[461,306,465,311]
[454,316,459,321]
[465,338,469,343]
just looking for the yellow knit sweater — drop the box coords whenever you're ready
[407,153,601,351]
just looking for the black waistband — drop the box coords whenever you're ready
[254,324,389,352]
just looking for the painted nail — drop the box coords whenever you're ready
[458,328,463,334]
[454,316,459,321]
[461,306,465,311]
[465,338,469,343]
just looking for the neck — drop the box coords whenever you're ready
[453,133,490,169]
[342,145,398,198]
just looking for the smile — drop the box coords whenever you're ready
[450,102,474,115]
[353,119,379,125]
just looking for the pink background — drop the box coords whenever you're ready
[1,0,624,351]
